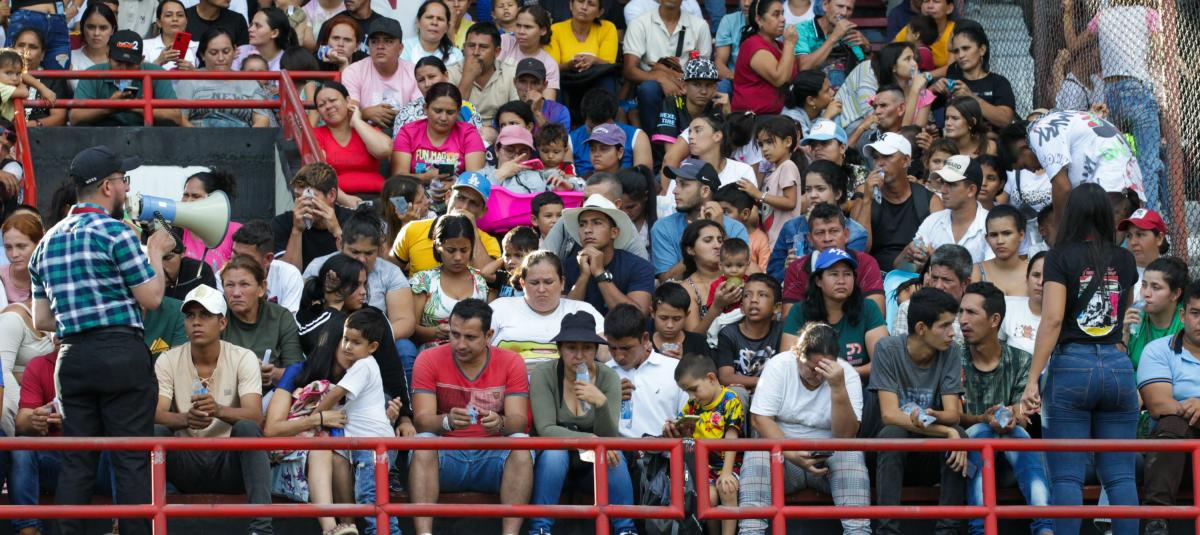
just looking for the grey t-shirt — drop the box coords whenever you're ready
[303,252,410,314]
[176,76,269,126]
[868,335,963,411]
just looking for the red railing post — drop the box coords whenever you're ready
[669,441,684,521]
[375,444,390,535]
[152,445,167,534]
[981,443,998,535]
[593,444,610,535]
[10,98,36,202]
[142,73,153,126]
[1193,446,1200,533]
[770,445,785,535]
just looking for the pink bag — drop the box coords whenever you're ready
[477,186,586,235]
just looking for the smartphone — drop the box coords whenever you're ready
[171,31,192,59]
[520,158,545,171]
[675,414,701,425]
[388,196,409,215]
[810,451,835,458]
[123,84,140,98]
[436,163,456,176]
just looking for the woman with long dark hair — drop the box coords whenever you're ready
[391,82,486,192]
[379,176,431,259]
[731,0,798,114]
[943,96,996,157]
[312,81,393,202]
[142,0,198,69]
[409,214,491,351]
[401,0,463,65]
[1021,183,1140,535]
[617,166,657,251]
[70,2,116,78]
[837,41,914,130]
[295,253,368,354]
[782,69,839,133]
[178,168,243,268]
[679,219,737,337]
[179,28,273,128]
[937,21,1015,128]
[235,7,298,70]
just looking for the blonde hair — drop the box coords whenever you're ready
[792,322,840,361]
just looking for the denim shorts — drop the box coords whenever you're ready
[413,432,530,493]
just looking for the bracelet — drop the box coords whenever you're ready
[442,413,452,432]
[319,411,324,427]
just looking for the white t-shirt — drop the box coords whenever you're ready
[751,351,861,439]
[268,260,304,314]
[607,352,688,438]
[1089,6,1160,84]
[1027,110,1145,200]
[783,0,817,28]
[717,159,756,189]
[304,253,410,314]
[338,356,393,438]
[489,297,605,367]
[1004,169,1053,255]
[999,296,1041,355]
[913,203,995,264]
[623,0,705,31]
[141,36,199,71]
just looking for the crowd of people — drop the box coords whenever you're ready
[0,0,1185,534]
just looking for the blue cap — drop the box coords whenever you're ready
[811,247,858,272]
[801,119,848,146]
[452,171,491,203]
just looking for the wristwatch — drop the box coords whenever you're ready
[595,271,615,284]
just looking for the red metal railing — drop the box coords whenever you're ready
[10,69,338,203]
[1,437,1198,534]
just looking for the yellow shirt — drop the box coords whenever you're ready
[393,217,501,274]
[894,20,956,67]
[546,19,620,67]
[453,20,472,48]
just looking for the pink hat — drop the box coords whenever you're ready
[496,125,534,150]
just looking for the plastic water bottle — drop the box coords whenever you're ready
[576,362,592,414]
[994,406,1013,429]
[1129,300,1146,337]
[192,378,208,397]
[620,399,632,421]
[902,401,935,426]
[467,405,479,425]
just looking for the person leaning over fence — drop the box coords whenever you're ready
[738,322,871,535]
[408,298,533,535]
[956,282,1053,535]
[70,30,182,126]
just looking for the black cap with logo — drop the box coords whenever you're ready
[70,145,142,187]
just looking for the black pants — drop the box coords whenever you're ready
[874,425,967,535]
[1143,414,1199,507]
[154,421,275,534]
[55,328,156,535]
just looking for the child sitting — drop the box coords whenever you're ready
[716,273,783,391]
[667,355,744,535]
[530,190,564,243]
[311,309,412,535]
[704,237,753,348]
[0,48,55,121]
[714,185,769,270]
[484,226,540,297]
[652,281,714,361]
[486,125,582,193]
[535,123,576,180]
[492,0,519,34]
[905,14,938,72]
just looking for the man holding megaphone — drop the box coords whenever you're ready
[28,145,176,535]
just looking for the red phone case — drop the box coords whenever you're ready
[171,31,192,57]
[521,158,545,171]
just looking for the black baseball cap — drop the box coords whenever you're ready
[366,18,403,39]
[665,157,720,190]
[108,30,144,64]
[515,58,547,81]
[70,145,141,187]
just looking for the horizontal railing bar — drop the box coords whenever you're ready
[26,99,281,109]
[0,437,683,452]
[28,70,336,81]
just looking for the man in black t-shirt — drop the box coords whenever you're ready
[186,0,250,46]
[852,132,943,271]
[271,163,354,271]
[716,274,784,390]
[653,57,721,146]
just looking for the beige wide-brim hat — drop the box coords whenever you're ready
[562,194,638,251]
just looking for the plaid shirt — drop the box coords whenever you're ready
[29,203,157,337]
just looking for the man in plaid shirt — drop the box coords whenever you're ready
[28,145,175,535]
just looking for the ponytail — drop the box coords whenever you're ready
[741,0,779,43]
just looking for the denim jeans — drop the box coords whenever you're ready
[1106,78,1164,213]
[635,79,665,135]
[6,9,70,69]
[1042,343,1139,535]
[352,449,401,535]
[965,424,1052,535]
[10,449,119,530]
[411,432,530,493]
[529,449,636,534]
[396,338,418,394]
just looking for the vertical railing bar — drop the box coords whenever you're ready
[594,444,610,535]
[375,444,390,535]
[152,444,168,534]
[142,74,153,126]
[982,443,998,535]
[771,444,786,535]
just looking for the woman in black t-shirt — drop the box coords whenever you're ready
[933,21,1015,129]
[295,253,367,355]
[1020,183,1140,535]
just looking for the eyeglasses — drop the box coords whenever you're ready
[109,174,131,185]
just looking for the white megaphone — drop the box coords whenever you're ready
[135,191,231,249]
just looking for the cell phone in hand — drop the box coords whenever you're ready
[675,414,701,425]
[436,163,456,176]
[171,31,191,58]
[521,158,545,171]
[810,451,834,458]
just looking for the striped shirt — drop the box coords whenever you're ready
[29,203,157,337]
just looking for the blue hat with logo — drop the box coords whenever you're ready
[452,171,491,203]
[801,119,848,146]
[811,247,858,272]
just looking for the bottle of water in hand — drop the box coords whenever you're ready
[576,362,591,414]
[1129,300,1146,337]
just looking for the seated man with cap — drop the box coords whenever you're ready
[482,125,583,194]
[851,132,943,272]
[653,57,725,146]
[392,172,502,274]
[587,122,627,177]
[514,58,571,131]
[153,284,273,535]
[907,155,993,266]
[341,17,422,131]
[652,157,750,282]
[563,194,656,315]
[71,30,182,126]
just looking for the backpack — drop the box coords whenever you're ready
[638,438,704,535]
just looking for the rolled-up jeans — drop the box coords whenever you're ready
[1042,343,1139,535]
[965,423,1052,535]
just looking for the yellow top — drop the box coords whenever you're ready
[546,19,620,67]
[393,217,501,274]
[894,20,956,68]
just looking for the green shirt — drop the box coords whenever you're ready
[220,298,304,369]
[782,299,885,368]
[960,344,1032,417]
[74,62,177,126]
[1127,307,1184,370]
[144,296,187,356]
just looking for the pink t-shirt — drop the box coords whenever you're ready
[411,343,529,438]
[499,34,560,90]
[183,221,243,272]
[341,57,423,110]
[315,125,384,194]
[762,159,804,247]
[0,264,30,303]
[393,119,486,174]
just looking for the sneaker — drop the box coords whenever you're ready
[1143,519,1169,535]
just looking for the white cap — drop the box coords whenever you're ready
[181,284,227,316]
[934,155,971,183]
[866,132,912,158]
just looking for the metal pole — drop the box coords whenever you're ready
[375,444,391,535]
[142,74,153,126]
[771,445,786,535]
[594,445,610,535]
[152,445,167,535]
[982,444,998,535]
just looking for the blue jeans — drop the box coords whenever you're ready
[702,0,724,32]
[635,79,665,135]
[412,432,530,493]
[528,449,636,534]
[10,450,117,530]
[396,338,417,393]
[1042,343,1139,535]
[1106,78,1165,213]
[965,424,1052,535]
[6,9,70,70]
[352,449,401,535]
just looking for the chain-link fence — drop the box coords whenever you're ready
[970,0,1197,264]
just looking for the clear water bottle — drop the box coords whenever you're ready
[1129,300,1146,337]
[192,378,208,397]
[902,401,935,426]
[576,362,591,414]
[994,406,1013,429]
